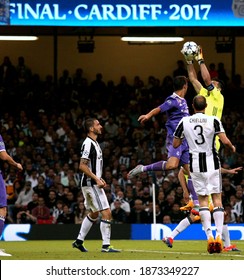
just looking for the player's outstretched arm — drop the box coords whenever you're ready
[195,46,212,87]
[0,150,23,171]
[186,64,202,94]
[181,46,202,94]
[138,107,161,124]
[199,63,212,88]
[221,166,243,174]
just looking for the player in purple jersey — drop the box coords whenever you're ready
[128,76,190,178]
[0,134,23,257]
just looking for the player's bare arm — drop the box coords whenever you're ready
[217,133,236,152]
[200,62,212,87]
[195,46,212,87]
[187,64,202,94]
[181,44,202,93]
[80,158,89,166]
[178,167,190,203]
[221,166,243,174]
[0,150,23,171]
[79,158,106,188]
[138,107,161,124]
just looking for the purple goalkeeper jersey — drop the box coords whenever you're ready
[159,92,189,139]
[0,134,7,207]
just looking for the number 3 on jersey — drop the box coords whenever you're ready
[194,125,205,145]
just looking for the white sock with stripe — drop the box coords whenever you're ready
[77,215,96,241]
[100,219,111,247]
[199,207,213,239]
[213,207,224,238]
[170,217,191,239]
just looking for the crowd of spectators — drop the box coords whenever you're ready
[1,56,244,226]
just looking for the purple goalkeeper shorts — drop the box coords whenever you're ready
[166,137,189,166]
[0,173,7,207]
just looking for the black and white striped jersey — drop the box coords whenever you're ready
[174,113,225,172]
[80,136,103,187]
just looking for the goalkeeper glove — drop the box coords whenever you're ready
[180,48,193,65]
[195,45,204,65]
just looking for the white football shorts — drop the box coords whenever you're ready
[82,185,110,212]
[190,169,222,196]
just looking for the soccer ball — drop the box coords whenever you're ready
[182,41,199,60]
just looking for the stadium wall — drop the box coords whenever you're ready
[2,223,244,241]
[0,36,243,84]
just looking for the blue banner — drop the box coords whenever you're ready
[1,223,244,241]
[2,0,244,27]
[132,223,244,240]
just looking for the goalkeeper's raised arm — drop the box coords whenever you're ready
[181,43,212,92]
[195,46,213,89]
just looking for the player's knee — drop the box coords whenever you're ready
[167,163,178,169]
[0,207,7,217]
[101,208,111,220]
[89,212,99,220]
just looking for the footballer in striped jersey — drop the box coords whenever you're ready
[173,95,235,253]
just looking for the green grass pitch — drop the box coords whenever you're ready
[1,240,244,260]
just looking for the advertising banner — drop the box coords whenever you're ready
[1,0,244,27]
[1,223,244,241]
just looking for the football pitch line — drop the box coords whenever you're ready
[126,249,244,258]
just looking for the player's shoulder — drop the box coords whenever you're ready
[166,93,176,100]
[203,113,218,119]
[170,92,186,104]
[208,87,224,100]
[82,136,93,146]
[213,115,221,121]
[181,115,191,123]
[163,94,176,105]
[198,87,208,97]
[211,86,223,95]
[207,115,222,124]
[199,86,223,99]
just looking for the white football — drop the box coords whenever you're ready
[182,41,199,60]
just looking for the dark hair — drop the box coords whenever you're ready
[193,95,207,111]
[173,76,188,91]
[84,118,96,133]
[212,78,225,91]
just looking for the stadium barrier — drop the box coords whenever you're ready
[2,223,244,241]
